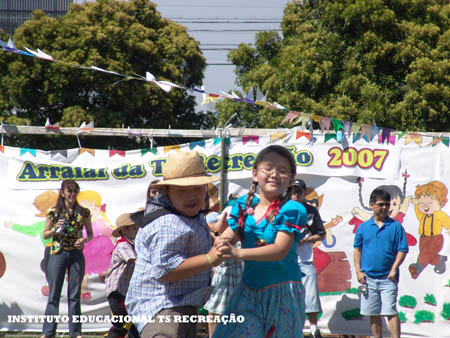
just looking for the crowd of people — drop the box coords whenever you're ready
[39,146,408,338]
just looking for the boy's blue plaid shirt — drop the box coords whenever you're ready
[125,195,212,332]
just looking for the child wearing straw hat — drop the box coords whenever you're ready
[105,213,140,338]
[125,150,222,338]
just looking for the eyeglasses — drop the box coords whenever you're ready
[257,167,291,178]
[373,202,390,207]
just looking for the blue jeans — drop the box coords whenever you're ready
[42,250,85,337]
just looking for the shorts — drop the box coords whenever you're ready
[299,262,322,313]
[360,276,398,316]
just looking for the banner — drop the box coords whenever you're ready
[0,131,448,337]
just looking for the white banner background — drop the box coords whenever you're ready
[0,131,448,337]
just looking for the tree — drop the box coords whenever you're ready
[0,0,209,149]
[217,0,450,132]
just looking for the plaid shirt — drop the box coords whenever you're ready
[105,238,136,297]
[125,202,212,332]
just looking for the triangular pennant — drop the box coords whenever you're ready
[242,136,259,145]
[281,111,300,125]
[343,121,353,137]
[20,148,36,157]
[79,148,95,156]
[141,147,157,156]
[255,87,266,103]
[189,140,206,149]
[45,118,60,131]
[294,113,310,126]
[380,128,391,144]
[164,145,181,153]
[331,118,344,132]
[311,115,321,123]
[361,125,372,141]
[442,137,449,147]
[50,150,67,158]
[324,133,337,143]
[0,145,4,153]
[404,133,423,146]
[371,126,380,141]
[213,138,221,146]
[397,131,407,140]
[270,133,286,142]
[426,137,443,147]
[109,150,126,158]
[353,132,361,143]
[319,117,331,133]
[296,131,311,141]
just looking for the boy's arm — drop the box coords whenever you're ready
[159,247,221,282]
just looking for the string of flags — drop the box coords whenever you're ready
[1,37,448,149]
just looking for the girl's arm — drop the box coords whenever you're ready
[43,217,58,239]
[74,216,94,250]
[217,231,294,261]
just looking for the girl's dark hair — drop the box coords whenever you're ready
[55,180,80,218]
[237,145,296,241]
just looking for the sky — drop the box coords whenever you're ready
[74,0,291,110]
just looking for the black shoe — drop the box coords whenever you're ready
[310,329,322,338]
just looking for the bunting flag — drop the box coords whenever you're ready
[79,121,94,132]
[380,128,391,145]
[20,148,36,157]
[164,145,181,153]
[270,132,286,142]
[294,113,310,126]
[404,133,423,147]
[324,133,337,143]
[443,137,450,147]
[353,132,369,143]
[397,131,408,140]
[213,138,221,146]
[0,145,4,153]
[319,117,331,133]
[371,126,380,141]
[311,115,321,123]
[50,150,67,158]
[79,148,95,156]
[343,121,353,137]
[242,135,259,145]
[425,137,442,147]
[45,118,60,131]
[360,125,372,142]
[331,118,344,132]
[280,111,300,125]
[189,140,206,149]
[141,147,157,156]
[109,150,126,158]
[255,87,267,105]
[296,131,311,141]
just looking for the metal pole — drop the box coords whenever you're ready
[219,113,237,211]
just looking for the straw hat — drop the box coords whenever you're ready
[152,150,220,186]
[112,213,136,237]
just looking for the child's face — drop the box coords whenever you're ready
[167,185,207,217]
[252,152,294,200]
[122,225,139,239]
[418,194,441,215]
[389,196,401,217]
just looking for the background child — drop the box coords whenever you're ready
[105,213,140,338]
[213,145,308,338]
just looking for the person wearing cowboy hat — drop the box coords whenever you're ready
[105,213,140,338]
[125,150,223,338]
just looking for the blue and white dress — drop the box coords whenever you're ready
[212,195,308,338]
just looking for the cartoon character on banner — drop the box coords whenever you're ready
[409,181,450,279]
[3,190,58,295]
[304,187,351,293]
[207,183,220,212]
[350,173,417,246]
[77,190,115,301]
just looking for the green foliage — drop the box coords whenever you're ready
[442,302,450,320]
[218,0,450,131]
[424,293,437,305]
[0,0,209,149]
[398,311,407,323]
[341,308,363,320]
[414,310,435,323]
[399,295,417,308]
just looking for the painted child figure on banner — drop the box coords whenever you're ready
[125,150,222,338]
[77,190,115,301]
[105,213,140,338]
[291,179,326,338]
[353,188,408,338]
[212,145,308,338]
[4,190,58,295]
[409,180,450,279]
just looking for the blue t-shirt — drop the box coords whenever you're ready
[228,195,308,289]
[353,216,408,279]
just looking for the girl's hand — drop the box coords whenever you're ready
[74,238,86,250]
[215,239,239,259]
[213,211,229,234]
